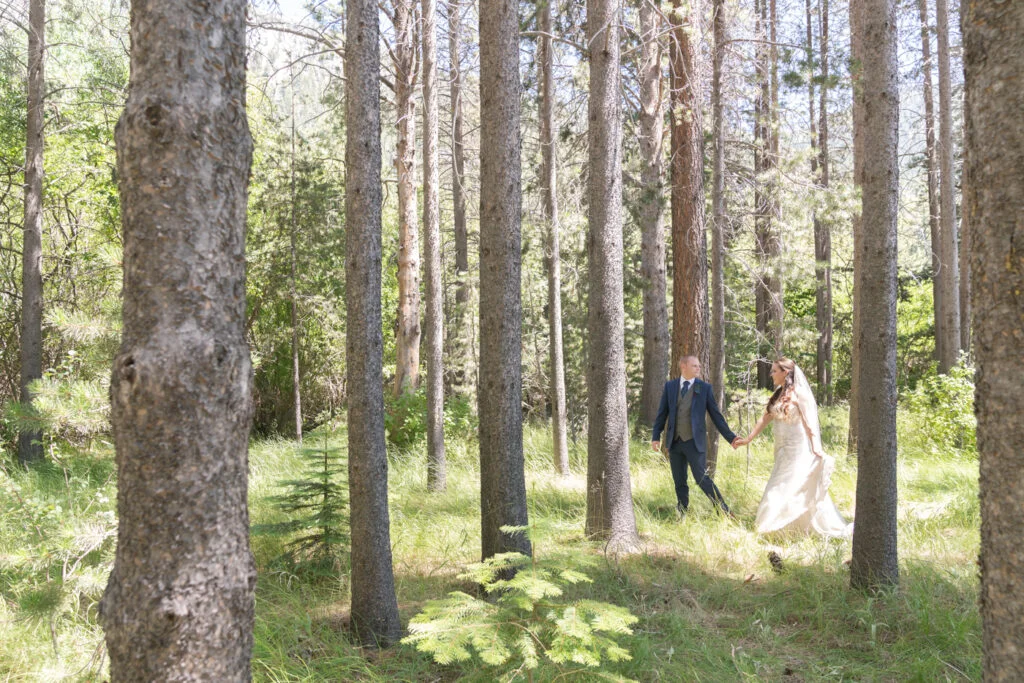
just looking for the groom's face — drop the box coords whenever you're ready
[679,357,701,380]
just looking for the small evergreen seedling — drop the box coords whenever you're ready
[252,433,348,572]
[403,550,639,680]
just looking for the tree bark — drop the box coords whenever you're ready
[813,0,833,405]
[585,0,639,551]
[393,0,421,395]
[709,0,727,439]
[917,0,943,367]
[18,0,44,466]
[935,0,960,372]
[448,0,469,393]
[539,0,570,475]
[637,0,669,437]
[290,103,302,445]
[422,0,446,490]
[849,0,900,590]
[963,3,1024,677]
[479,0,531,561]
[345,0,402,645]
[100,1,257,676]
[847,0,865,457]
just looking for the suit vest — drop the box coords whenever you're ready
[675,381,695,442]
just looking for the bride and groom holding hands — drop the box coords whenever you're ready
[651,355,852,538]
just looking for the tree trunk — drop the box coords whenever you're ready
[100,1,257,676]
[935,0,960,372]
[585,0,640,552]
[345,0,402,645]
[422,0,446,490]
[849,0,900,590]
[448,0,469,394]
[959,196,971,353]
[710,0,727,440]
[479,0,531,561]
[963,3,1024,676]
[18,0,44,466]
[637,0,669,437]
[669,0,715,467]
[539,0,570,475]
[393,0,421,395]
[917,0,943,367]
[813,0,833,406]
[847,0,865,457]
[290,105,302,445]
[754,0,782,390]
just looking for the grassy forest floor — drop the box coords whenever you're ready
[0,406,980,681]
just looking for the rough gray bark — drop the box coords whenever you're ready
[393,0,421,395]
[847,0,865,457]
[754,0,783,390]
[935,0,960,372]
[539,0,570,475]
[422,0,446,490]
[962,2,1024,677]
[585,0,640,551]
[710,0,727,437]
[18,0,44,465]
[917,0,943,366]
[637,0,669,436]
[479,0,531,561]
[849,0,899,590]
[813,0,833,405]
[447,0,469,393]
[959,194,970,353]
[290,106,302,445]
[345,0,402,645]
[99,1,257,677]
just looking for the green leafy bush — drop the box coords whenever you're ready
[900,360,976,456]
[403,550,639,680]
[385,388,478,450]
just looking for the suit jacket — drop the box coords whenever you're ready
[652,377,735,455]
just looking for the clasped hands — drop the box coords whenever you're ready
[650,437,747,452]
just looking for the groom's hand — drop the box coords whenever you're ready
[651,440,660,452]
[731,436,743,449]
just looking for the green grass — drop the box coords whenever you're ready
[0,406,981,681]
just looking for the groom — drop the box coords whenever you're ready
[651,355,740,516]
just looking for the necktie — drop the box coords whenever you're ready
[682,380,690,395]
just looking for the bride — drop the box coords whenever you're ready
[735,358,852,538]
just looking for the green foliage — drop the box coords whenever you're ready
[385,387,478,450]
[251,433,349,574]
[403,551,639,679]
[900,360,976,456]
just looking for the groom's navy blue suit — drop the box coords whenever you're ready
[652,377,736,512]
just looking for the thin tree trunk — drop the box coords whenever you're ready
[917,0,943,366]
[959,195,970,353]
[422,0,446,490]
[811,0,833,406]
[963,3,1024,676]
[849,0,900,590]
[539,0,570,475]
[585,0,640,552]
[100,0,256,676]
[448,0,469,393]
[394,0,421,395]
[710,0,727,441]
[290,102,302,445]
[479,0,531,561]
[638,0,669,437]
[18,0,44,466]
[345,0,402,645]
[935,0,960,372]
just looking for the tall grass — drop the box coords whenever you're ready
[0,404,981,681]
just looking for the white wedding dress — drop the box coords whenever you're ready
[754,369,853,538]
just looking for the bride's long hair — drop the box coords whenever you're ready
[766,357,797,416]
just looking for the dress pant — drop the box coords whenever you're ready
[668,437,729,512]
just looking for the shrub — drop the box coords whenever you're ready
[900,360,976,456]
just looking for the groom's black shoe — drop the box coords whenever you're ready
[676,503,688,518]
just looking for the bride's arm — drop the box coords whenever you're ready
[736,411,772,446]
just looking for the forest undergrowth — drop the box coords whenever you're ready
[0,405,980,681]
